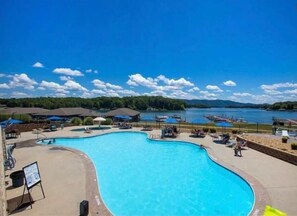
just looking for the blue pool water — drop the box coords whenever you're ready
[41,132,254,216]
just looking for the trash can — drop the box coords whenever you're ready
[10,170,24,187]
[80,200,89,216]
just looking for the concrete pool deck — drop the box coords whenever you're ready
[3,126,297,216]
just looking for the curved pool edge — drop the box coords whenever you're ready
[203,145,271,216]
[34,141,114,216]
[146,133,271,216]
[57,146,113,216]
[37,131,270,216]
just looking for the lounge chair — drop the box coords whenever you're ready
[84,127,92,133]
[119,123,132,129]
[191,129,205,138]
[142,125,153,131]
[213,134,230,144]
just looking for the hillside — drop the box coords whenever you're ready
[184,99,266,108]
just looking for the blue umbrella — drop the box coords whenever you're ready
[192,119,208,124]
[165,118,178,124]
[216,122,233,133]
[122,115,132,120]
[47,116,63,121]
[141,117,155,121]
[215,122,233,127]
[0,118,23,127]
[114,115,132,120]
[141,116,155,126]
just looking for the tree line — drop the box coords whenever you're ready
[270,101,297,111]
[0,96,186,111]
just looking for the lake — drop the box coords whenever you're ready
[140,108,297,124]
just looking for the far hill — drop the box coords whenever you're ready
[184,99,266,108]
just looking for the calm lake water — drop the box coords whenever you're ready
[140,108,297,124]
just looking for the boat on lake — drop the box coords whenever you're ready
[155,115,169,122]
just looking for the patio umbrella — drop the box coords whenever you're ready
[121,115,132,121]
[47,116,63,121]
[191,118,208,129]
[215,122,233,133]
[0,118,23,128]
[141,116,155,126]
[165,117,178,124]
[93,117,106,128]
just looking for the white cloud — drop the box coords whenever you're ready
[94,70,98,74]
[92,79,123,91]
[157,75,194,87]
[120,89,139,96]
[260,82,297,90]
[106,83,123,90]
[104,90,120,97]
[91,89,106,95]
[233,92,252,97]
[85,69,92,73]
[40,80,64,90]
[81,91,93,98]
[37,86,46,90]
[206,85,223,92]
[127,73,157,88]
[40,80,87,94]
[0,83,9,89]
[223,80,236,87]
[11,91,30,98]
[32,62,44,68]
[170,90,188,98]
[0,74,6,77]
[64,80,88,91]
[60,76,73,81]
[9,73,37,90]
[200,91,217,99]
[284,89,297,94]
[53,68,84,76]
[188,87,200,92]
[55,92,67,97]
[92,79,106,89]
[144,90,167,97]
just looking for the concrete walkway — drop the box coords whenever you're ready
[4,126,297,215]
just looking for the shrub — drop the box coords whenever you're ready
[291,143,297,150]
[101,118,113,125]
[0,113,32,123]
[202,128,209,133]
[232,130,238,134]
[210,128,216,133]
[71,117,82,126]
[83,117,94,125]
[282,136,289,143]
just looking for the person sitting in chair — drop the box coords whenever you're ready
[234,142,242,157]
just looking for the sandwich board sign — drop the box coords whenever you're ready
[19,161,45,209]
[23,162,41,188]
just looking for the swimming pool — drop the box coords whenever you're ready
[40,132,254,215]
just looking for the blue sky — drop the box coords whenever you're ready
[0,0,296,104]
